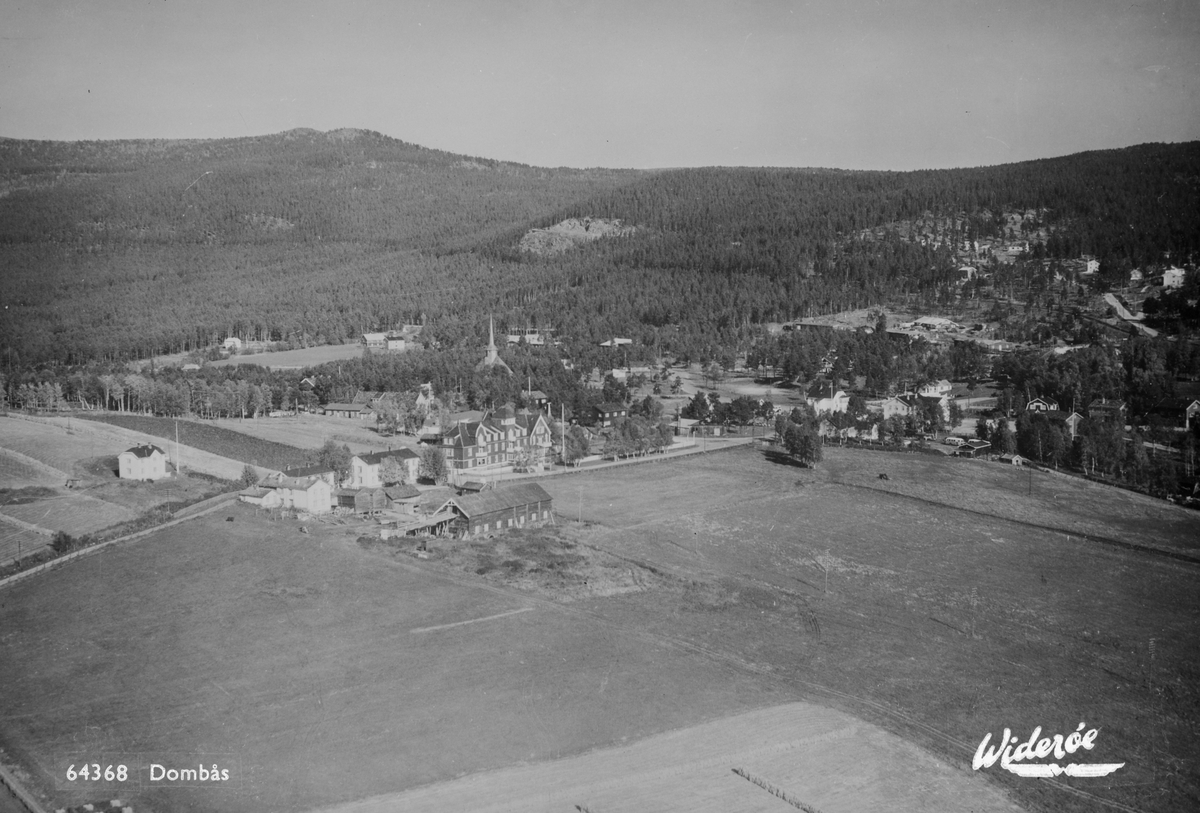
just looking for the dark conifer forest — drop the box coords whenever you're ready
[1,129,1198,369]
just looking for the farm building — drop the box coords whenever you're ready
[384,484,423,514]
[335,487,390,515]
[324,402,374,420]
[956,439,992,458]
[1026,396,1059,412]
[437,483,554,537]
[238,486,282,509]
[118,443,169,481]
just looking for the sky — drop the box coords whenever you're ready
[1,0,1198,171]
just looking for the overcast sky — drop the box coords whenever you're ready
[2,0,1197,170]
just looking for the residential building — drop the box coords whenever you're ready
[804,380,849,414]
[348,449,421,488]
[1162,267,1186,289]
[440,406,553,471]
[1088,398,1127,424]
[1148,397,1200,431]
[118,443,169,481]
[593,403,629,427]
[258,474,332,514]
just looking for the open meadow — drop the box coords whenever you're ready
[207,343,364,369]
[0,445,1196,812]
[206,413,413,456]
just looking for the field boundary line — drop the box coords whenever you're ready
[0,447,70,482]
[0,512,53,537]
[0,761,49,813]
[0,494,239,593]
[410,606,534,634]
[834,479,1200,567]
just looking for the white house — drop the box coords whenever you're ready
[1162,267,1186,289]
[222,337,242,351]
[918,379,953,398]
[259,474,332,514]
[118,444,169,481]
[348,449,421,488]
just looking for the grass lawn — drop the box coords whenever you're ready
[78,415,312,471]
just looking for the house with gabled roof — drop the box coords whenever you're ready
[1148,397,1200,431]
[258,473,332,514]
[348,448,421,488]
[437,483,554,537]
[1040,409,1085,439]
[804,380,849,414]
[118,443,169,481]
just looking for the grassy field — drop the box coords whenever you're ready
[206,414,407,456]
[79,415,312,471]
[0,511,787,813]
[535,447,1200,813]
[0,418,237,552]
[1,446,1196,813]
[207,343,364,369]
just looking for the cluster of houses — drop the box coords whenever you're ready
[361,324,423,352]
[235,441,555,539]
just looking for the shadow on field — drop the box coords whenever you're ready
[762,449,809,469]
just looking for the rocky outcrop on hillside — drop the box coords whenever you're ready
[518,217,637,255]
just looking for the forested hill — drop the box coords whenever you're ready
[0,130,1197,368]
[0,128,642,250]
[485,142,1200,277]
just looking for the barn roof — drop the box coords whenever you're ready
[443,483,553,518]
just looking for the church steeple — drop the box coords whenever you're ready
[476,316,513,374]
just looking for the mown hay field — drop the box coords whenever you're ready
[311,703,1020,813]
[537,446,1200,813]
[0,450,61,489]
[0,511,783,813]
[0,489,137,536]
[79,414,311,471]
[0,417,99,477]
[206,413,405,456]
